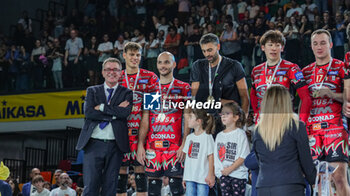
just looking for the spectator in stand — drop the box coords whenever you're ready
[247,0,260,20]
[157,30,166,52]
[64,29,84,87]
[83,35,98,86]
[322,11,335,32]
[283,16,300,64]
[49,173,76,196]
[221,0,236,21]
[22,168,41,196]
[237,0,248,21]
[163,26,181,63]
[48,39,64,89]
[270,7,284,23]
[177,0,191,25]
[313,15,322,31]
[18,11,32,33]
[239,23,254,77]
[315,0,328,14]
[97,33,113,72]
[184,16,196,37]
[144,32,160,75]
[203,23,217,35]
[7,177,21,196]
[286,0,303,18]
[0,44,9,91]
[32,175,50,196]
[301,0,318,22]
[65,8,81,28]
[333,12,346,60]
[51,169,63,190]
[31,40,46,89]
[16,45,31,91]
[220,21,241,62]
[43,181,51,191]
[114,34,128,66]
[6,44,20,91]
[54,9,66,38]
[208,0,219,23]
[185,24,202,66]
[152,16,169,37]
[299,15,314,67]
[172,17,184,35]
[130,29,146,48]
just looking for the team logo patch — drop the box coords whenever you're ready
[313,123,321,131]
[138,79,149,84]
[276,71,286,76]
[218,143,226,162]
[128,129,138,136]
[309,136,316,147]
[146,150,156,160]
[171,89,181,94]
[328,71,338,75]
[294,72,304,80]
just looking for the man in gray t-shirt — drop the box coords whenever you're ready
[64,29,84,87]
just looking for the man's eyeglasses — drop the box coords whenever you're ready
[103,68,122,72]
[219,112,233,116]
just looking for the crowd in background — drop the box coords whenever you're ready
[1,0,350,93]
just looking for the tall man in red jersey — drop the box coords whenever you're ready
[137,52,191,196]
[117,42,159,196]
[250,30,312,123]
[302,29,350,196]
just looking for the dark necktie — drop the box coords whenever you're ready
[99,88,114,129]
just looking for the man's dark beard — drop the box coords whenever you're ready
[209,53,219,64]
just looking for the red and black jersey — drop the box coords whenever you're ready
[302,58,349,132]
[119,68,159,137]
[344,51,350,69]
[147,79,191,147]
[251,59,306,115]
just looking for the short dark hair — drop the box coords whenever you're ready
[311,29,332,43]
[32,175,44,184]
[259,30,286,46]
[102,57,122,69]
[123,42,142,54]
[200,33,219,45]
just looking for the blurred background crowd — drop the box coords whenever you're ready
[0,0,350,93]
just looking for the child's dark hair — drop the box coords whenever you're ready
[222,102,246,128]
[192,109,216,134]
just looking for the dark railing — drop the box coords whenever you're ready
[3,159,26,182]
[46,137,65,170]
[25,147,46,182]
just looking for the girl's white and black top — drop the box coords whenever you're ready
[183,132,214,184]
[214,128,250,179]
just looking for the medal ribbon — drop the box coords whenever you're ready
[208,55,222,98]
[159,78,175,114]
[313,58,333,91]
[265,58,282,88]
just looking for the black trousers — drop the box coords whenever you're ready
[257,184,304,196]
[83,139,123,196]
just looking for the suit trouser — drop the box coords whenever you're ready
[257,184,304,196]
[83,139,123,196]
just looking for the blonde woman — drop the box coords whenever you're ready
[253,85,316,196]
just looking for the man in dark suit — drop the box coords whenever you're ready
[21,168,41,196]
[76,57,133,196]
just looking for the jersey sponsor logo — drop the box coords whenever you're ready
[309,136,316,147]
[133,91,143,104]
[171,89,181,94]
[276,71,286,76]
[146,149,156,160]
[128,122,139,128]
[138,79,149,84]
[188,140,200,159]
[128,114,142,121]
[328,71,338,75]
[310,106,333,115]
[128,129,138,136]
[150,134,176,140]
[152,125,174,132]
[154,140,170,148]
[324,132,342,138]
[308,115,335,123]
[294,72,304,80]
[132,105,141,112]
[153,116,176,123]
[312,99,333,106]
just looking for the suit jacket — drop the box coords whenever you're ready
[21,182,31,196]
[76,84,133,153]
